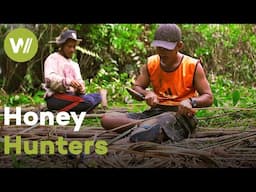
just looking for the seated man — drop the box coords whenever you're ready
[43,28,107,113]
[101,24,213,143]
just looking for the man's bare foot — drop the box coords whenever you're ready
[99,88,108,110]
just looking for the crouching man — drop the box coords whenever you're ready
[101,24,213,143]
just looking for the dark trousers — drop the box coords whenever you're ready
[127,107,198,143]
[45,93,102,113]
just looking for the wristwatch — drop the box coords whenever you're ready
[189,98,197,108]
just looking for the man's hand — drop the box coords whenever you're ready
[70,80,82,89]
[76,87,85,95]
[144,91,159,107]
[70,80,85,95]
[178,99,196,117]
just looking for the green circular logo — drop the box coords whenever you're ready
[4,28,38,62]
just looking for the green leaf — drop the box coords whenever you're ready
[232,90,240,106]
[213,97,218,107]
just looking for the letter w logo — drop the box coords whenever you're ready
[9,38,33,54]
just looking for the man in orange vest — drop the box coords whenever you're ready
[101,24,213,143]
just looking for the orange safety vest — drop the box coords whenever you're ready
[147,54,199,105]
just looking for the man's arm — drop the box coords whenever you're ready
[44,56,67,92]
[73,62,85,94]
[132,64,159,106]
[132,64,150,95]
[178,62,213,117]
[192,63,213,107]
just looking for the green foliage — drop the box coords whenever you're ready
[110,24,147,54]
[0,91,45,106]
[86,24,156,74]
[232,90,240,106]
[181,24,256,85]
[85,62,135,105]
[87,24,150,54]
[32,90,45,104]
[81,24,157,108]
[210,75,256,107]
[196,75,256,118]
[9,94,31,106]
